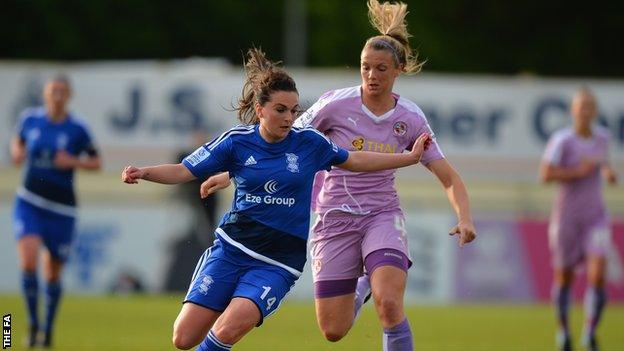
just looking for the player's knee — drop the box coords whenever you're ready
[171,330,198,350]
[213,320,253,345]
[319,322,350,342]
[376,296,403,325]
[322,328,347,342]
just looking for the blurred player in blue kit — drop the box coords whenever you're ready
[10,75,102,347]
[121,48,432,350]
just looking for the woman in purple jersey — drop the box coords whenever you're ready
[122,48,432,351]
[200,1,476,350]
[10,75,102,348]
[540,88,618,351]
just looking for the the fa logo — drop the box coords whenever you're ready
[285,153,299,173]
[198,275,214,295]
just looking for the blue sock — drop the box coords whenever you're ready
[44,280,62,334]
[583,286,606,338]
[382,318,413,351]
[196,330,232,351]
[552,284,570,335]
[21,271,39,329]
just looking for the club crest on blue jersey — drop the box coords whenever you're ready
[285,153,299,173]
[56,133,68,149]
[27,128,41,142]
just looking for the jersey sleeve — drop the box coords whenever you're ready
[293,91,335,132]
[542,132,566,166]
[413,120,444,166]
[182,134,233,178]
[306,129,349,171]
[77,123,99,157]
[14,109,32,141]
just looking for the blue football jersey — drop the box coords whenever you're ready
[15,107,97,216]
[183,124,349,275]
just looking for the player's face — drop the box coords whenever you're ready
[257,90,300,143]
[571,91,597,127]
[44,80,71,117]
[360,48,402,98]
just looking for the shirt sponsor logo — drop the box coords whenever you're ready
[351,136,397,153]
[185,147,210,167]
[244,179,296,207]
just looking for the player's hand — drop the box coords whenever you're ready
[603,167,618,185]
[200,173,231,198]
[122,165,144,184]
[409,133,431,164]
[576,159,598,178]
[54,150,78,170]
[11,149,26,165]
[449,221,477,248]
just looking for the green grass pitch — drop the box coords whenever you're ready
[1,295,623,350]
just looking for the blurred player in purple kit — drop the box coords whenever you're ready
[200,1,477,349]
[540,88,618,351]
[10,75,102,348]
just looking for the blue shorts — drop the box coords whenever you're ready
[13,197,76,263]
[184,240,298,326]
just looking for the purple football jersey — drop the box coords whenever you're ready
[542,126,611,224]
[294,86,444,215]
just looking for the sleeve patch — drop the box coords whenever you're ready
[185,147,211,166]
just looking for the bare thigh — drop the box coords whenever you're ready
[17,235,41,271]
[211,297,261,344]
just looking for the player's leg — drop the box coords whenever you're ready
[14,199,43,347]
[311,214,363,342]
[553,267,574,351]
[39,211,75,348]
[368,256,410,351]
[199,261,298,349]
[17,236,41,348]
[173,303,221,350]
[362,211,412,351]
[581,255,606,351]
[173,243,239,350]
[581,221,611,351]
[549,219,579,351]
[40,251,65,348]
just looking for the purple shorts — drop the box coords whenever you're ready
[310,209,411,284]
[548,215,611,268]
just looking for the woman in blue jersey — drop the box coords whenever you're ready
[11,75,102,348]
[121,49,431,351]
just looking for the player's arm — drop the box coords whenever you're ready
[338,133,431,172]
[54,150,102,170]
[426,158,476,247]
[10,135,26,166]
[601,162,618,185]
[200,172,231,198]
[539,159,598,183]
[122,163,196,185]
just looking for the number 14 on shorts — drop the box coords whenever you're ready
[261,286,276,310]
